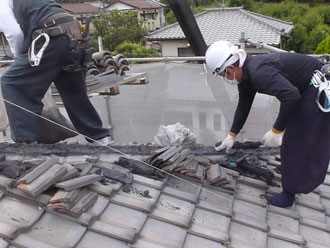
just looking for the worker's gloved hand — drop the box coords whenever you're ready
[215,133,235,152]
[262,128,283,147]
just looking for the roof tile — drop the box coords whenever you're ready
[151,194,195,228]
[12,213,86,248]
[90,203,147,242]
[110,182,160,212]
[189,208,230,243]
[76,231,128,248]
[0,197,44,239]
[183,234,225,248]
[134,218,186,248]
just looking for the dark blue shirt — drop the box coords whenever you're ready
[230,52,322,133]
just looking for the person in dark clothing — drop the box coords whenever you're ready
[205,40,330,207]
[0,0,110,145]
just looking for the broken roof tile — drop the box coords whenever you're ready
[151,194,195,228]
[90,203,147,243]
[188,208,230,243]
[14,156,59,187]
[55,174,102,191]
[57,163,80,182]
[17,164,67,197]
[49,189,80,204]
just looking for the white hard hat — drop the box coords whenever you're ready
[205,40,233,74]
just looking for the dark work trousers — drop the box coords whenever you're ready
[281,86,330,194]
[1,35,109,143]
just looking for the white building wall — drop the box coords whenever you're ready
[161,40,189,57]
[160,40,272,57]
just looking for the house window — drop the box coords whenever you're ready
[141,10,158,21]
[178,47,194,57]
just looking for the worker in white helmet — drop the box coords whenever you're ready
[205,40,330,208]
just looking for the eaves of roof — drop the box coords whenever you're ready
[112,0,161,10]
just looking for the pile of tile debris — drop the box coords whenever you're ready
[144,146,233,187]
[0,155,150,218]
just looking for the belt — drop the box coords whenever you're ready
[32,16,82,40]
[43,12,75,28]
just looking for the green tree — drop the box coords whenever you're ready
[314,36,330,54]
[114,41,160,58]
[92,11,148,51]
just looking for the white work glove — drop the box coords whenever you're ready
[262,129,283,147]
[215,134,235,152]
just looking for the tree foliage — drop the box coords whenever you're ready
[92,11,148,51]
[314,36,330,54]
[114,41,160,58]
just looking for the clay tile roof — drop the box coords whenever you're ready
[146,7,294,46]
[61,3,99,14]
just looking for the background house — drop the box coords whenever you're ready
[61,3,99,24]
[107,0,166,32]
[146,7,294,57]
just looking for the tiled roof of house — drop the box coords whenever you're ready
[115,0,161,9]
[146,7,294,46]
[61,3,99,14]
[0,142,330,248]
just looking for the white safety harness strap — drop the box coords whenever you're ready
[311,69,330,113]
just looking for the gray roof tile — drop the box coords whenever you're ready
[266,237,301,248]
[135,218,186,248]
[189,208,230,243]
[197,188,233,217]
[150,194,195,228]
[300,224,330,248]
[183,234,225,248]
[229,222,267,248]
[76,231,128,248]
[12,213,86,248]
[267,212,305,245]
[90,203,147,242]
[146,7,294,46]
[0,197,44,239]
[233,199,268,232]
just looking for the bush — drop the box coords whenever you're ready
[314,36,330,54]
[114,41,160,58]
